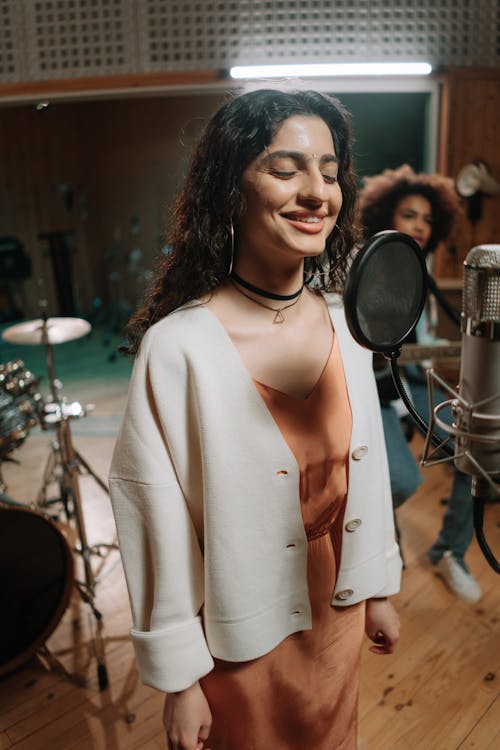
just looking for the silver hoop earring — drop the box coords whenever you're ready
[227,219,235,277]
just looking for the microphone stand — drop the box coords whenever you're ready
[386,352,454,456]
[388,353,500,574]
[472,478,500,574]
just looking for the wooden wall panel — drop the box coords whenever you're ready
[0,93,224,320]
[74,94,223,324]
[435,68,500,278]
[0,104,92,318]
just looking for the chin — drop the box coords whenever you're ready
[296,240,329,257]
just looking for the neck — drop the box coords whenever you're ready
[231,270,304,301]
[231,262,305,299]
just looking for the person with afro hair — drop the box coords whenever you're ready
[358,164,482,604]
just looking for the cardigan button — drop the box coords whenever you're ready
[335,589,354,601]
[351,445,368,461]
[345,518,362,532]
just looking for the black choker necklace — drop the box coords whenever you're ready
[230,271,304,301]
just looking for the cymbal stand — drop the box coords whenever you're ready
[35,313,118,689]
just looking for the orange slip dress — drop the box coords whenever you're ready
[200,333,366,749]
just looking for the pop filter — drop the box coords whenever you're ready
[343,229,452,449]
[344,230,428,353]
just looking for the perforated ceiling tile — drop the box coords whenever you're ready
[136,0,500,71]
[23,0,136,79]
[0,0,26,81]
[2,1,500,83]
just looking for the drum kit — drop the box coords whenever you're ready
[0,313,118,690]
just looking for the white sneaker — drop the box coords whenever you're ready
[435,551,482,604]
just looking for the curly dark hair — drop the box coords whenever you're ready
[123,88,359,353]
[358,164,462,254]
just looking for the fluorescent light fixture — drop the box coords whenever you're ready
[229,62,432,79]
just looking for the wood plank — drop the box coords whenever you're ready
[0,70,223,102]
[458,695,500,749]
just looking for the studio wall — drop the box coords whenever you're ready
[435,68,500,277]
[0,92,224,319]
[1,67,500,320]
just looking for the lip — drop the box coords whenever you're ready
[281,212,329,235]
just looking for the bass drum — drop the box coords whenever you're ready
[0,503,74,676]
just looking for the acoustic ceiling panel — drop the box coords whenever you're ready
[2,0,499,83]
[136,0,500,70]
[22,0,137,79]
[0,0,26,81]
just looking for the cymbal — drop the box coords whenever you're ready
[2,317,92,345]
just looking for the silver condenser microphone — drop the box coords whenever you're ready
[450,244,500,573]
[453,244,500,485]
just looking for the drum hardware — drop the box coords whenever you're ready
[0,359,44,460]
[36,644,86,688]
[1,313,118,690]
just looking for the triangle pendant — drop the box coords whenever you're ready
[273,309,285,324]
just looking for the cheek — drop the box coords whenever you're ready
[244,181,286,215]
[393,216,410,233]
[330,185,343,215]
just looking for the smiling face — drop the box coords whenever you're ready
[236,115,343,271]
[392,193,433,250]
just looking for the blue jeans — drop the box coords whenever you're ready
[381,366,474,571]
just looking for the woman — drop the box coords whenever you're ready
[109,89,401,750]
[358,164,482,604]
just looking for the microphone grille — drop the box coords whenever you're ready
[462,244,500,321]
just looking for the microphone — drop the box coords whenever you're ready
[446,245,500,572]
[343,231,500,573]
[454,245,500,483]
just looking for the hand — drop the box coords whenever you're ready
[163,681,212,750]
[365,598,400,655]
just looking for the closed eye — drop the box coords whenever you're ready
[269,169,338,184]
[269,169,297,179]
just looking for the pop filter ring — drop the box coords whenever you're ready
[344,231,453,455]
[344,230,429,353]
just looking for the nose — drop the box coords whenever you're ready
[298,166,327,204]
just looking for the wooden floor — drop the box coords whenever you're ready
[0,371,498,750]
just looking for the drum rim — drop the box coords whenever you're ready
[0,503,75,677]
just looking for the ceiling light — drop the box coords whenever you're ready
[229,62,432,79]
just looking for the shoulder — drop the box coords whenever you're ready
[322,290,344,309]
[140,302,212,358]
[320,290,351,330]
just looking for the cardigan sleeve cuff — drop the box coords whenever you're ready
[131,616,214,693]
[374,542,403,597]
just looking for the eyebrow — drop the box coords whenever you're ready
[262,149,338,165]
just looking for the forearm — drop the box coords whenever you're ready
[110,477,213,691]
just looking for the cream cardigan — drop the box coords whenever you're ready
[109,293,402,693]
